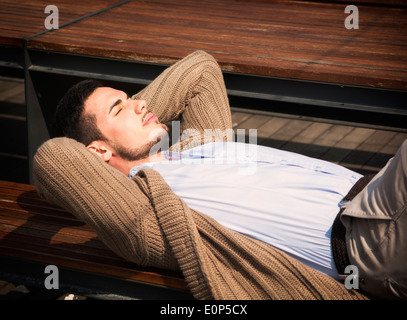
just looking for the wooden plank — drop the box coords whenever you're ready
[0,210,94,238]
[282,122,332,153]
[263,119,311,149]
[377,132,407,154]
[257,117,292,146]
[358,130,397,153]
[235,114,271,131]
[0,245,188,291]
[240,0,407,5]
[26,0,407,90]
[312,126,373,163]
[362,131,407,171]
[0,0,124,47]
[231,111,252,128]
[340,129,389,171]
[0,229,113,261]
[0,180,188,291]
[234,114,271,142]
[302,125,370,162]
[0,79,25,109]
[0,81,24,102]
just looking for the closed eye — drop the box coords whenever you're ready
[115,95,130,116]
[115,106,123,115]
[108,93,130,116]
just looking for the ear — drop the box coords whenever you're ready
[86,141,113,162]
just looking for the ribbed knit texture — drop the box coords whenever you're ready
[33,51,368,300]
[132,50,233,151]
[33,138,368,300]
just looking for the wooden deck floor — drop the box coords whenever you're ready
[1,76,406,184]
[231,110,407,175]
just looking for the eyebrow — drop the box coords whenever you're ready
[108,99,122,114]
[108,93,130,114]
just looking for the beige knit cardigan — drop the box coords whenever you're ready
[33,137,367,300]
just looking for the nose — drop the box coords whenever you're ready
[134,99,147,114]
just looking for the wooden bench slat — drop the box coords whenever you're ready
[0,193,88,220]
[0,215,119,257]
[0,0,125,47]
[0,211,95,239]
[0,203,88,224]
[26,0,407,90]
[0,246,188,291]
[0,180,189,294]
[0,193,87,223]
[38,23,407,66]
[0,180,36,192]
[0,226,133,265]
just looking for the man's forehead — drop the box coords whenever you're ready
[85,87,123,112]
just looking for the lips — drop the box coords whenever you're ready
[143,112,158,126]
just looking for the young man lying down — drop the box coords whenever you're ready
[33,51,407,300]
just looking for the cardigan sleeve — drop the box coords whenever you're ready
[32,137,178,271]
[132,50,233,140]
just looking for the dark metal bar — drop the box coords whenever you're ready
[224,72,407,116]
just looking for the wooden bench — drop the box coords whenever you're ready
[0,180,192,299]
[27,0,407,91]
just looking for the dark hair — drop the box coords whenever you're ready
[52,79,105,146]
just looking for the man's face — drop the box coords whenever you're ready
[84,87,168,161]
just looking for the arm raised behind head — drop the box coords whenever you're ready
[32,137,178,270]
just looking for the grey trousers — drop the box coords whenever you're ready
[341,139,407,299]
